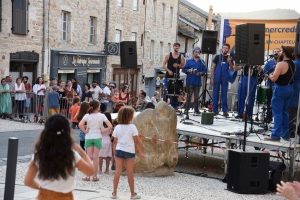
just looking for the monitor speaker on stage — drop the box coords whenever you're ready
[227,150,269,194]
[295,20,300,56]
[201,30,218,54]
[235,23,265,65]
[120,41,137,68]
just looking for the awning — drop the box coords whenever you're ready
[179,16,201,31]
[58,69,75,73]
[178,27,197,39]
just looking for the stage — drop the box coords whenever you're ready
[111,109,300,180]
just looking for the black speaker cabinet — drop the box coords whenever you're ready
[120,41,137,68]
[201,30,218,54]
[235,23,265,65]
[295,20,300,55]
[227,150,269,194]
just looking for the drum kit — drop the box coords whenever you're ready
[167,78,184,96]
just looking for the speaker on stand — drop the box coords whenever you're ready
[120,41,137,68]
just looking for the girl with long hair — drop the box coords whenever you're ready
[79,100,112,181]
[98,111,112,174]
[24,114,94,200]
[111,106,145,199]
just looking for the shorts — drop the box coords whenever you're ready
[71,122,78,129]
[49,108,60,115]
[25,98,31,107]
[85,138,102,149]
[115,150,135,160]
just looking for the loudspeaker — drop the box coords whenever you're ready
[235,23,265,65]
[227,150,269,194]
[295,20,300,55]
[201,30,218,54]
[120,41,137,68]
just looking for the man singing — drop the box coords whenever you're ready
[264,46,296,142]
[183,47,207,117]
[210,43,234,116]
[162,42,185,109]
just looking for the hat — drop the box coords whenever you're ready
[102,82,107,86]
[193,47,201,52]
[282,46,294,56]
[173,42,180,47]
[52,85,58,90]
[109,83,115,88]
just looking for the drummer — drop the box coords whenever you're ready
[162,42,185,109]
[234,65,262,119]
[183,47,207,116]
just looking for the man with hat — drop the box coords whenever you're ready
[162,42,185,109]
[265,46,296,142]
[183,47,207,116]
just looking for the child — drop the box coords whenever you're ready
[112,89,121,113]
[98,111,113,174]
[79,100,112,182]
[48,86,60,115]
[76,101,90,150]
[69,97,80,133]
[24,114,94,200]
[110,119,119,170]
[111,106,145,199]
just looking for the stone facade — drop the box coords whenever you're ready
[107,0,178,96]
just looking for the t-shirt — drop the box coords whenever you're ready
[81,91,92,102]
[48,92,60,108]
[150,97,157,105]
[103,86,111,103]
[32,150,81,193]
[90,86,103,100]
[70,105,80,122]
[83,113,108,139]
[112,124,138,154]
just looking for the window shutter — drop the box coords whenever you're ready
[12,0,28,34]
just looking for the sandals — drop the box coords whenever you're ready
[110,193,117,199]
[92,176,99,182]
[82,176,90,181]
[130,193,141,199]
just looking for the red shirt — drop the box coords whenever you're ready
[70,105,80,122]
[24,83,32,98]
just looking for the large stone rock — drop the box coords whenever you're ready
[132,101,178,176]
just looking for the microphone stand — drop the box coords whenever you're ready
[243,65,251,151]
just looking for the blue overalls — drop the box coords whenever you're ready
[237,68,257,116]
[212,54,229,113]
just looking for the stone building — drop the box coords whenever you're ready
[0,0,107,86]
[107,0,179,98]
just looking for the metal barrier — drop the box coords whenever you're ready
[0,92,74,123]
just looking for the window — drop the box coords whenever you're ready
[170,7,173,27]
[133,0,138,11]
[168,43,171,52]
[12,0,28,35]
[161,4,165,25]
[159,42,164,61]
[150,40,155,61]
[152,0,156,22]
[131,32,137,41]
[62,12,69,41]
[115,29,121,42]
[117,0,123,7]
[89,17,96,44]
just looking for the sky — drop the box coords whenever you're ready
[187,0,300,14]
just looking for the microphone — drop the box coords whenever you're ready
[268,54,278,58]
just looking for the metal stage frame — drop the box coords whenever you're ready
[176,114,300,180]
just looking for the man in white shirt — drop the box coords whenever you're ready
[90,80,103,100]
[102,82,110,111]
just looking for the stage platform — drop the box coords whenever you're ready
[111,110,300,180]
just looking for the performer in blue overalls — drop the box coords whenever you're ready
[183,47,207,116]
[210,43,234,117]
[235,65,262,119]
[265,46,296,142]
[288,53,300,137]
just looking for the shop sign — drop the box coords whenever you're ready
[71,55,101,66]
